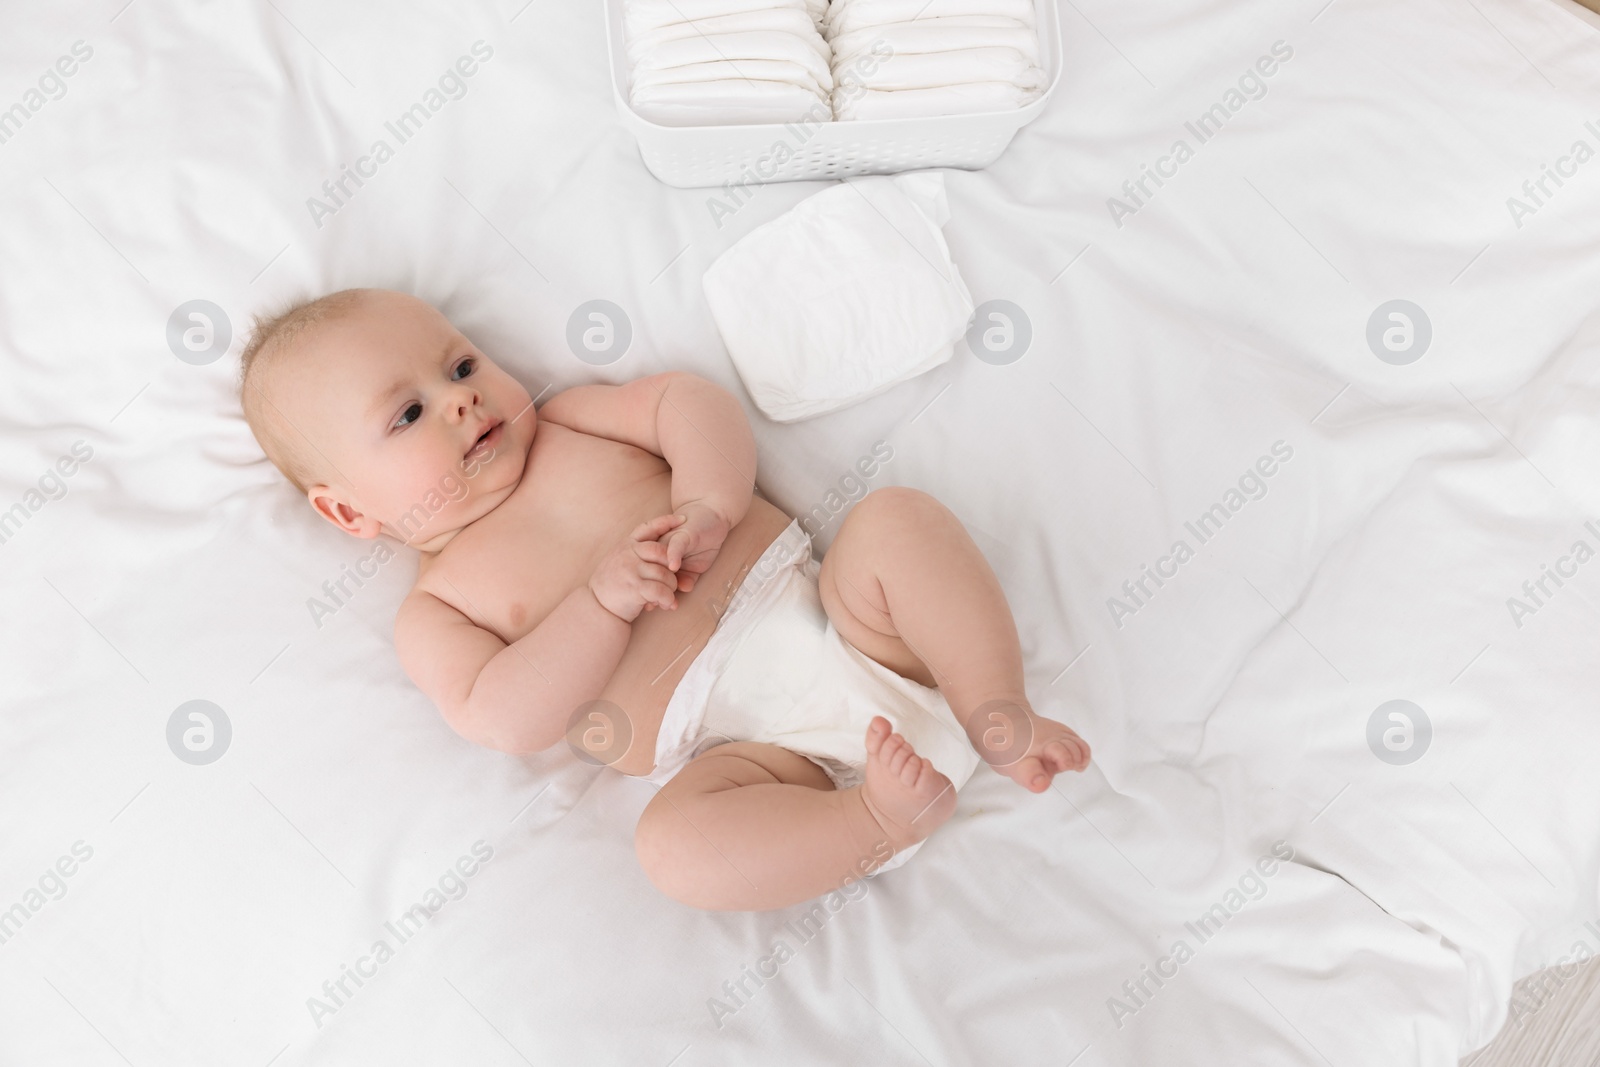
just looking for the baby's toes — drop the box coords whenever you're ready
[901,754,930,787]
[1043,739,1086,774]
[864,716,892,757]
[1012,755,1050,793]
[884,733,915,776]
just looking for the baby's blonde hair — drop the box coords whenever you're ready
[238,289,372,493]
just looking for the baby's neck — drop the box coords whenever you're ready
[389,475,523,556]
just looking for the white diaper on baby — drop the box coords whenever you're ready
[645,519,981,873]
[702,171,974,423]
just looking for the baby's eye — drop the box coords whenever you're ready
[395,402,422,429]
[452,358,475,381]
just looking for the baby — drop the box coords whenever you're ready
[240,288,1090,911]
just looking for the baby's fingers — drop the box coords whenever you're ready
[637,563,679,610]
[632,513,686,544]
[663,527,694,571]
[632,539,672,567]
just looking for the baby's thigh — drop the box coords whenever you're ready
[817,499,939,685]
[634,742,833,895]
[644,742,834,807]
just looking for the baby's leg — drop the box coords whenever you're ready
[817,487,1090,792]
[635,720,953,911]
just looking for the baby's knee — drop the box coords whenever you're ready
[848,485,946,531]
[633,794,679,870]
[634,801,716,909]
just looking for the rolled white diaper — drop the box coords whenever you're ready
[829,19,1040,65]
[835,80,1042,119]
[633,58,832,97]
[632,31,835,89]
[836,47,1046,92]
[631,80,831,125]
[825,0,1036,36]
[702,171,973,422]
[626,0,810,35]
[627,8,830,63]
[625,0,838,127]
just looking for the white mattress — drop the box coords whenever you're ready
[3,1,1599,1064]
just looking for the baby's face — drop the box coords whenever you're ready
[284,292,535,544]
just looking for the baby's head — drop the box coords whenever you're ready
[240,289,536,548]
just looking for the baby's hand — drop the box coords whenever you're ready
[654,501,732,594]
[589,514,686,621]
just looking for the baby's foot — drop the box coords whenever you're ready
[859,716,957,855]
[965,700,1090,793]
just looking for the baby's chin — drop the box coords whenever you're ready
[383,452,526,544]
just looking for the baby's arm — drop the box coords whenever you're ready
[540,371,756,533]
[395,515,683,754]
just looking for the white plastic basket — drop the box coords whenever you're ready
[604,0,1063,188]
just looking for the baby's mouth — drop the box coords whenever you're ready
[464,420,501,463]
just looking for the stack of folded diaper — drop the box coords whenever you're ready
[826,0,1045,120]
[624,0,837,126]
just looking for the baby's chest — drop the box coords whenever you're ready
[426,454,674,640]
[433,525,581,639]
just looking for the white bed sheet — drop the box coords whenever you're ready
[2,0,1599,1064]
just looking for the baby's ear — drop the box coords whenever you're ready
[307,485,382,539]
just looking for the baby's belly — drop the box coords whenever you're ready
[598,496,792,777]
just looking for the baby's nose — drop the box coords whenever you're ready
[448,384,478,418]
